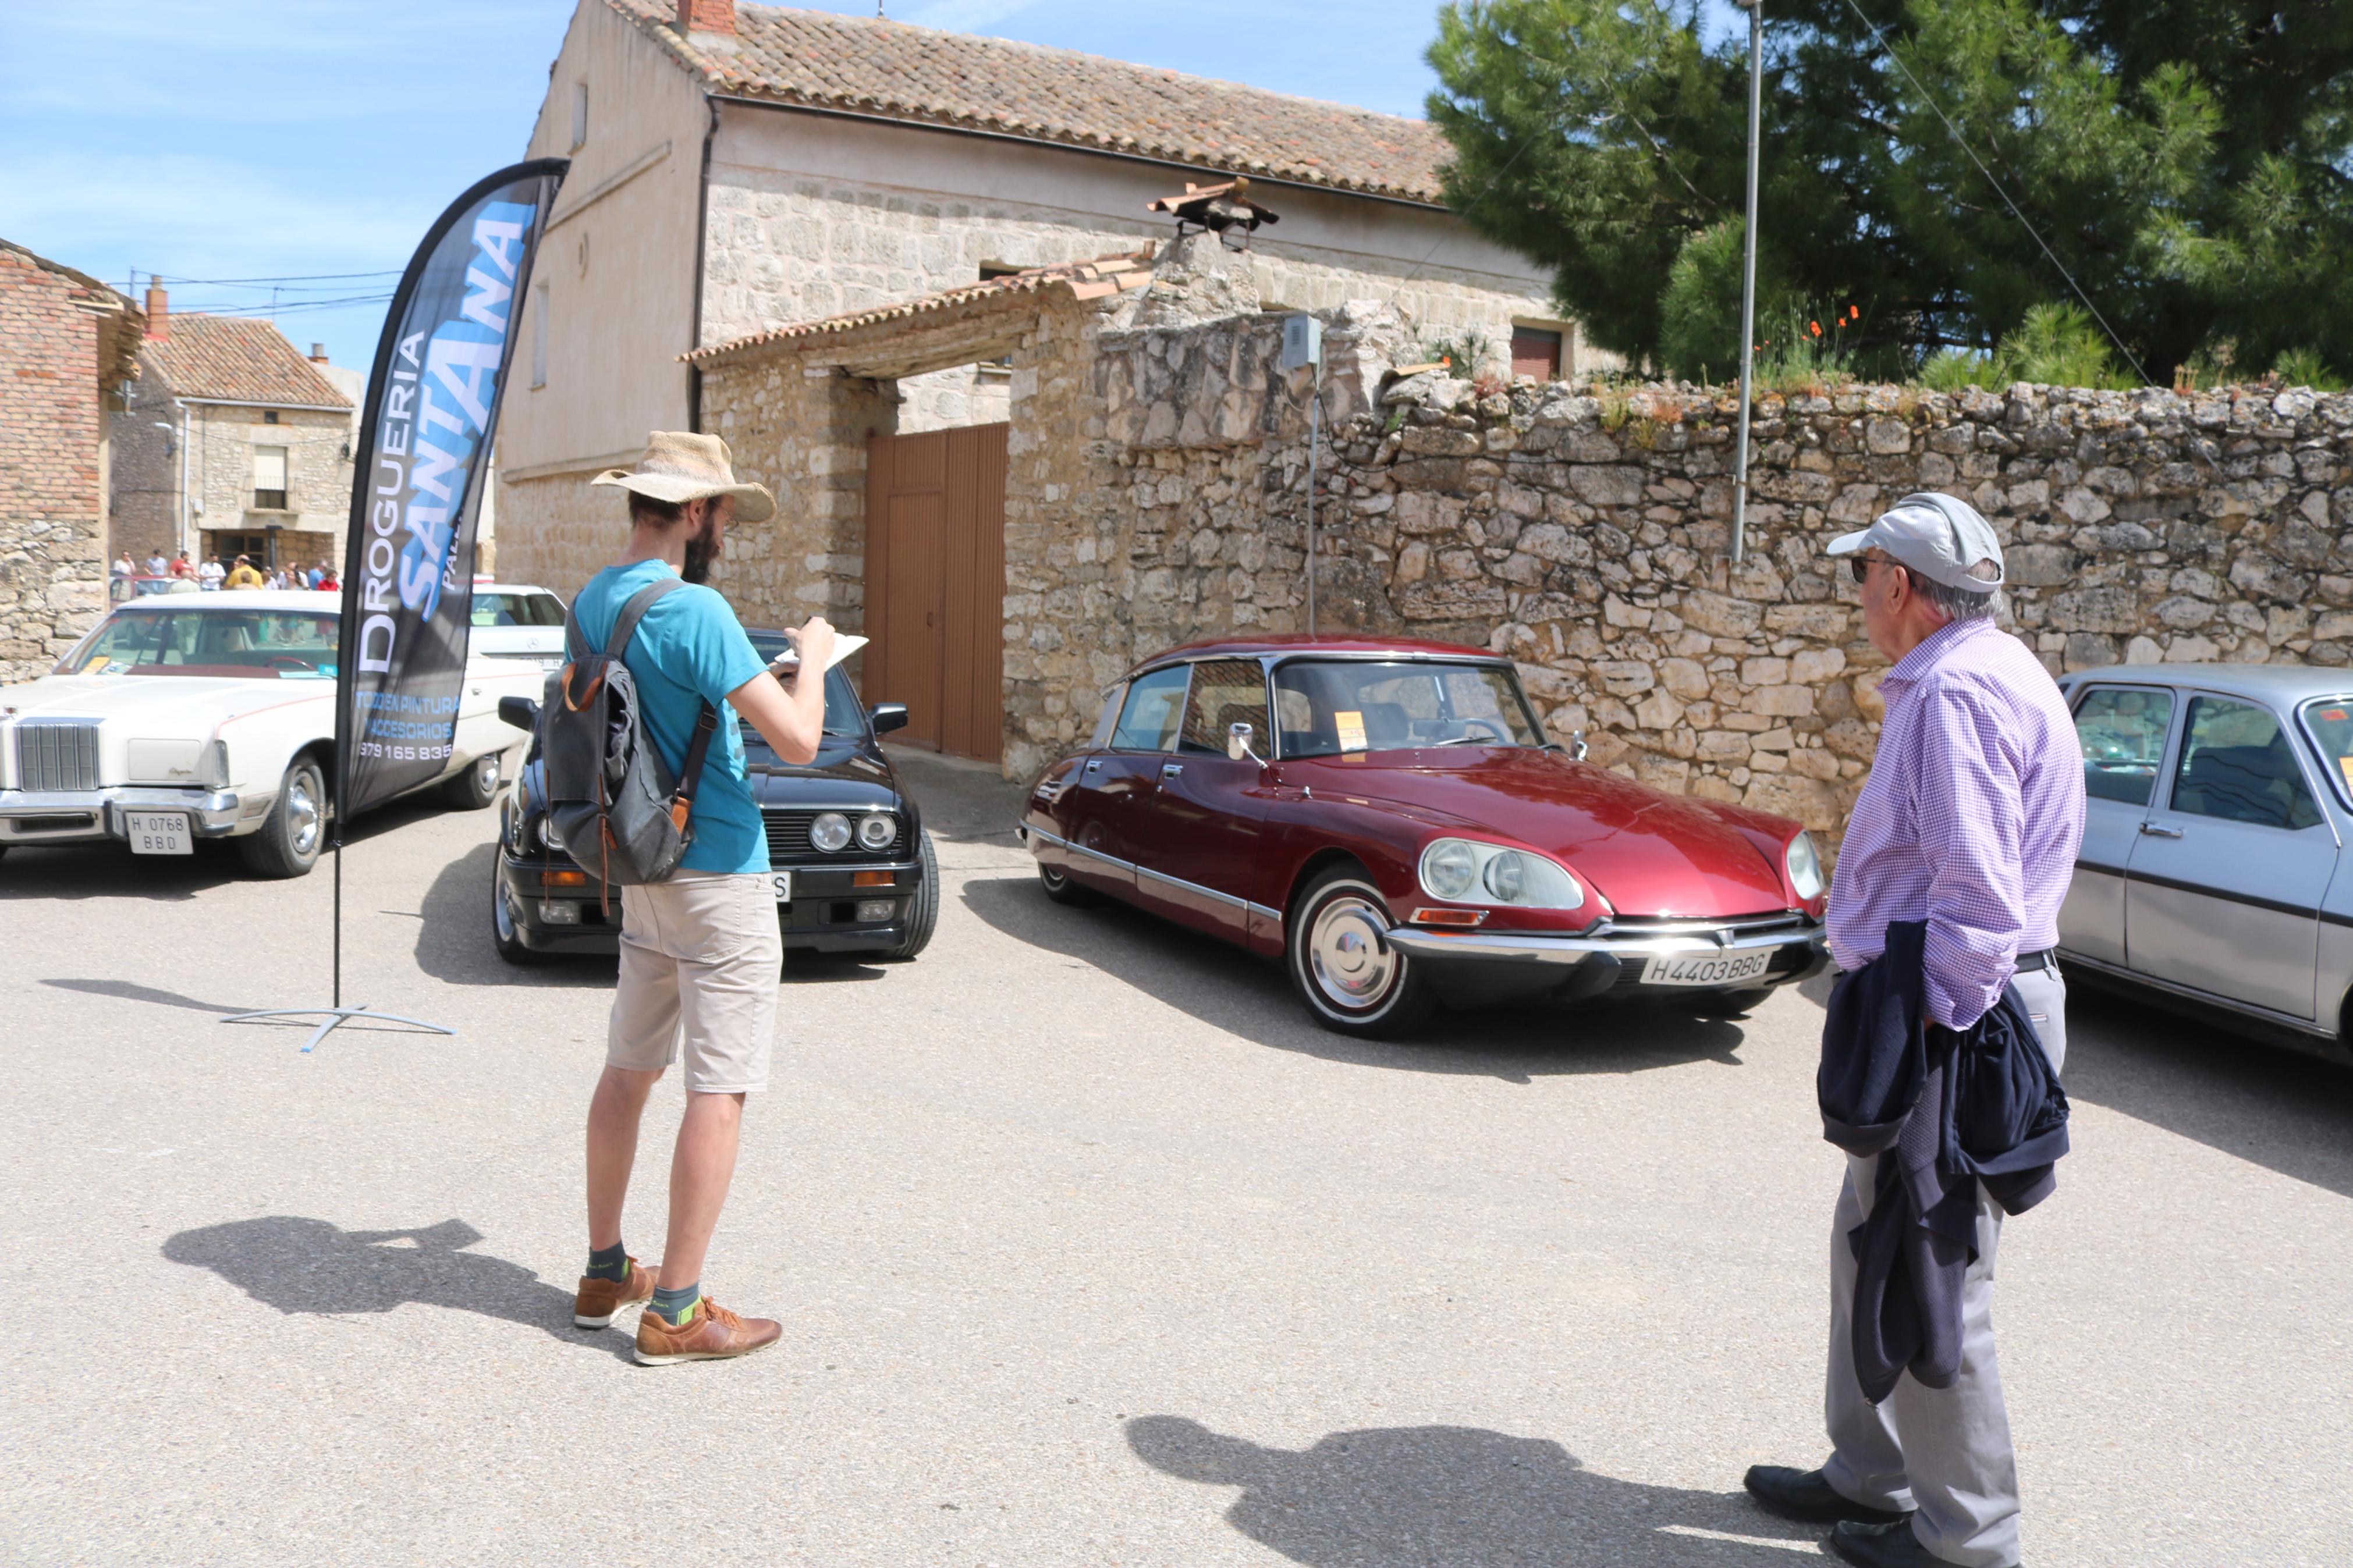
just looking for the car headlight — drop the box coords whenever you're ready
[811,811,852,852]
[197,739,230,789]
[539,817,563,851]
[1786,830,1825,901]
[1418,837,1584,909]
[1421,839,1478,899]
[856,812,897,851]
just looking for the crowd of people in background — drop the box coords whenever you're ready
[111,550,339,600]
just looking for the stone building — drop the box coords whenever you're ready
[677,235,2353,849]
[498,0,1588,584]
[111,296,360,576]
[0,237,142,684]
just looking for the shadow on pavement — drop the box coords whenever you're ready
[884,744,1028,852]
[163,1216,633,1360]
[960,872,1748,1083]
[43,976,264,1014]
[1127,1416,1815,1567]
[2061,979,2353,1200]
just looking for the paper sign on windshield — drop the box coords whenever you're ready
[1334,709,1367,752]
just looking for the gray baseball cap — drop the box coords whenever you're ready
[1824,491,2004,592]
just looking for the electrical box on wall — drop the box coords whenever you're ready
[1281,313,1323,371]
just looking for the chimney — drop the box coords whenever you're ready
[144,284,168,343]
[310,342,329,364]
[675,0,735,34]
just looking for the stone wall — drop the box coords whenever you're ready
[689,235,2353,845]
[0,246,112,684]
[993,286,2353,838]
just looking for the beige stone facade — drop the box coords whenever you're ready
[495,1,1582,600]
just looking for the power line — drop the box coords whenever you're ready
[1836,0,2151,383]
[152,269,403,287]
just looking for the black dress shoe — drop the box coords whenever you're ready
[1743,1464,1911,1526]
[1828,1519,1946,1567]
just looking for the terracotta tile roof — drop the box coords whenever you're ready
[143,315,353,409]
[613,1,1451,205]
[684,250,1154,364]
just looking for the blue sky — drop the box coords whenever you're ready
[0,0,1503,372]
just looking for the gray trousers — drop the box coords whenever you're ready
[1822,967,2066,1568]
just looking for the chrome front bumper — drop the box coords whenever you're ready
[1385,916,1827,968]
[0,787,242,844]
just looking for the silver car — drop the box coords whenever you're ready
[2056,664,2353,1062]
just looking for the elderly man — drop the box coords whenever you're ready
[1744,493,2086,1568]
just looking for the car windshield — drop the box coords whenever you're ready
[2297,698,2353,805]
[1272,659,1545,758]
[55,607,339,679]
[745,632,866,738]
[470,591,565,628]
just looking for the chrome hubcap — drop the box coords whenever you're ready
[494,878,516,940]
[1308,893,1397,1010]
[286,775,321,856]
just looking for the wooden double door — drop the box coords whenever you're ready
[862,424,1007,762]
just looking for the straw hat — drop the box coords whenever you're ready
[590,431,775,524]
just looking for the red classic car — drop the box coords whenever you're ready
[1017,636,1830,1036]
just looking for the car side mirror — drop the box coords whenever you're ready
[498,695,540,734]
[1227,721,1267,767]
[868,702,909,735]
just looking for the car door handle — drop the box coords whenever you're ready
[2138,822,2184,838]
[1162,763,1183,779]
[1083,759,1102,773]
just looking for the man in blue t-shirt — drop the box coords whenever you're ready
[566,432,835,1366]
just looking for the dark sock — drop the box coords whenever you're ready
[650,1282,700,1326]
[585,1242,630,1282]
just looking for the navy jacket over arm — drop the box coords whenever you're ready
[1818,920,2070,1403]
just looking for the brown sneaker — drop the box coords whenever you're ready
[633,1296,782,1366]
[572,1257,656,1329]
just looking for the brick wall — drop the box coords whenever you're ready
[0,247,109,683]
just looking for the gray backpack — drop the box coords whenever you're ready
[539,579,719,889]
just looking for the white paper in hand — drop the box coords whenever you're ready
[769,632,867,675]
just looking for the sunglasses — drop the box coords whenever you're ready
[1846,554,1905,585]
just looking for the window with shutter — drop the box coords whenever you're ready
[252,446,288,511]
[1510,326,1563,382]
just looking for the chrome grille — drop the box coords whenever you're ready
[13,720,100,791]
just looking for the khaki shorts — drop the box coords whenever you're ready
[606,870,782,1094]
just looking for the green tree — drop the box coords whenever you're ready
[1424,0,2353,383]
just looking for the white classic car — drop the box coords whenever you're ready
[466,582,569,671]
[0,591,540,877]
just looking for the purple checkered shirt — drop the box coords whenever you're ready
[1827,617,2086,1030]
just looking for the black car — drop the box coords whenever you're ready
[490,631,938,966]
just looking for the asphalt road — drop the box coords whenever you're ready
[3,749,2348,1567]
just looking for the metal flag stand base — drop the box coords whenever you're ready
[223,835,453,1053]
[222,1004,456,1055]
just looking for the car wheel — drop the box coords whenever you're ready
[1286,863,1434,1037]
[237,757,326,879]
[440,750,501,810]
[1038,861,1103,906]
[882,830,939,961]
[491,851,548,967]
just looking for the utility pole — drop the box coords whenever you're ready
[1731,0,1764,566]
